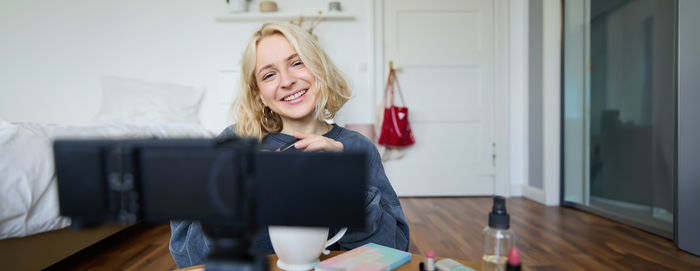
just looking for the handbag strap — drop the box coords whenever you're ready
[383,70,408,108]
[382,71,393,108]
[392,70,407,107]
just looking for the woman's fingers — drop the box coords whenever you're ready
[304,139,342,152]
[291,132,343,152]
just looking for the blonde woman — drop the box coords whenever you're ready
[169,22,409,268]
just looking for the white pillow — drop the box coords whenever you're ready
[95,76,204,124]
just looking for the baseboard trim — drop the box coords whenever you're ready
[522,185,546,205]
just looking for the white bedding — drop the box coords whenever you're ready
[0,120,214,239]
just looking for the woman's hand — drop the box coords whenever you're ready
[292,131,343,152]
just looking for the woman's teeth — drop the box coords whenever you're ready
[283,89,307,101]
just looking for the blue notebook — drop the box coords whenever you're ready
[316,243,412,271]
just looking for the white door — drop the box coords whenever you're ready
[381,0,497,196]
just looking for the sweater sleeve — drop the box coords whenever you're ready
[169,220,210,268]
[336,132,410,251]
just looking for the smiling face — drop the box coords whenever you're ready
[255,34,317,126]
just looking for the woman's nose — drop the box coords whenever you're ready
[279,69,295,89]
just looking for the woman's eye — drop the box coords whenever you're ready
[292,61,304,67]
[262,73,275,80]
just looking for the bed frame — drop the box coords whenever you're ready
[0,223,132,270]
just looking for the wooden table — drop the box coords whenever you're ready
[177,251,479,270]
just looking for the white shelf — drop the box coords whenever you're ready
[216,12,355,22]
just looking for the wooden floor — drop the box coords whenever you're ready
[56,197,700,270]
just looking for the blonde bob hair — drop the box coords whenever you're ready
[232,22,351,140]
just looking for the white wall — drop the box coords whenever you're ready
[509,0,529,197]
[541,0,562,205]
[1,0,541,199]
[0,0,373,132]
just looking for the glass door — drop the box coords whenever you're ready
[562,0,676,238]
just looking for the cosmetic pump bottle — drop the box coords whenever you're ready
[482,196,515,271]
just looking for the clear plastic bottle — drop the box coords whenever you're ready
[482,196,515,271]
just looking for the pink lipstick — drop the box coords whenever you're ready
[506,246,521,271]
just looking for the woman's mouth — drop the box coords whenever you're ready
[281,89,308,104]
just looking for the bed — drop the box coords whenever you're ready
[0,76,218,269]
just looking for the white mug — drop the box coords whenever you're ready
[268,226,347,271]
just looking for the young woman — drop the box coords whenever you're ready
[169,22,409,268]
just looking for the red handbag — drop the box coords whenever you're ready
[378,70,415,147]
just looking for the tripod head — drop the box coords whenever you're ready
[53,137,366,270]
